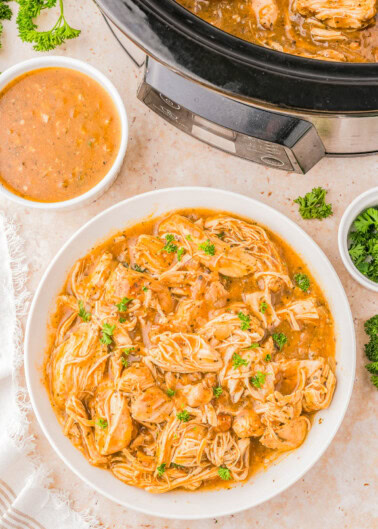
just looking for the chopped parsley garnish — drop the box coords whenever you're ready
[260,301,268,314]
[232,352,248,369]
[272,332,287,350]
[185,234,192,241]
[177,247,185,261]
[97,418,108,429]
[294,273,311,292]
[294,187,333,220]
[265,353,272,362]
[198,240,215,256]
[119,317,126,323]
[218,466,231,481]
[163,234,178,254]
[123,347,134,356]
[216,232,225,240]
[116,297,133,312]
[78,300,91,322]
[238,311,251,331]
[142,286,149,292]
[100,323,115,345]
[166,388,175,397]
[364,315,378,389]
[132,264,146,273]
[348,207,378,283]
[170,462,184,469]
[213,386,223,398]
[177,410,190,422]
[157,463,166,477]
[250,371,266,388]
[121,357,129,368]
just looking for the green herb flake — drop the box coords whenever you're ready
[250,371,267,389]
[78,300,91,322]
[218,466,231,481]
[100,323,115,345]
[348,207,378,284]
[142,286,149,292]
[260,301,268,314]
[237,311,251,331]
[185,234,192,241]
[198,240,215,256]
[157,463,166,477]
[243,343,259,350]
[177,410,190,422]
[213,386,223,398]
[119,317,126,323]
[166,388,175,397]
[265,353,272,362]
[97,418,108,429]
[116,297,133,312]
[272,332,287,350]
[216,232,225,240]
[232,352,248,369]
[294,273,311,292]
[177,247,185,262]
[133,264,146,273]
[294,187,333,220]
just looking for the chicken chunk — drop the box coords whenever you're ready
[295,0,377,29]
[117,363,155,394]
[260,416,310,450]
[181,381,213,407]
[131,386,173,423]
[252,0,279,29]
[233,408,264,438]
[132,234,175,275]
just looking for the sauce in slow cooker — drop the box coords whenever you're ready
[176,0,378,62]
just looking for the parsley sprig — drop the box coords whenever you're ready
[348,207,378,283]
[116,297,133,312]
[294,187,333,220]
[177,410,190,422]
[218,466,231,481]
[97,418,108,429]
[100,323,115,345]
[198,240,215,256]
[16,0,80,52]
[364,315,378,389]
[78,300,91,322]
[0,0,12,48]
[232,352,248,369]
[238,311,251,331]
[272,332,287,350]
[250,371,266,388]
[213,386,223,398]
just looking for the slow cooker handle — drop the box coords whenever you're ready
[102,14,145,68]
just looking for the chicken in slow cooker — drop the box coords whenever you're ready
[176,0,378,62]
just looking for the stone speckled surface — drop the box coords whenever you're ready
[0,1,377,527]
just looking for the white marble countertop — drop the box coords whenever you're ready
[0,1,377,527]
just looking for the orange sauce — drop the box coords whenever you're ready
[0,67,121,203]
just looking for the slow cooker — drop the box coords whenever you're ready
[96,0,378,173]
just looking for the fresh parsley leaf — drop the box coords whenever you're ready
[121,357,129,367]
[170,462,184,469]
[237,311,251,331]
[198,240,215,256]
[177,410,190,422]
[250,371,266,388]
[232,352,248,369]
[157,463,166,477]
[265,353,272,362]
[0,0,12,49]
[166,388,175,397]
[260,301,268,314]
[78,300,91,322]
[132,264,146,273]
[348,207,378,284]
[218,466,231,481]
[216,232,225,240]
[213,386,223,398]
[142,286,149,292]
[243,343,259,350]
[116,297,133,312]
[16,0,81,52]
[177,247,185,261]
[97,418,107,429]
[119,317,126,323]
[273,332,287,350]
[294,187,333,220]
[364,315,378,389]
[185,234,192,241]
[163,233,178,253]
[123,347,134,356]
[294,273,310,292]
[100,323,115,345]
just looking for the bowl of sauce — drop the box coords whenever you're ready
[0,57,128,210]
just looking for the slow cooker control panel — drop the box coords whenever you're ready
[138,58,325,174]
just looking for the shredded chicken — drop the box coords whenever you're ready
[46,209,336,493]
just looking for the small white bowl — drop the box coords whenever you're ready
[0,56,128,211]
[338,187,378,292]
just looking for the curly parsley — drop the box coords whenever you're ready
[100,323,115,345]
[116,297,133,312]
[177,410,190,422]
[232,352,248,369]
[272,332,287,350]
[238,311,251,331]
[294,187,333,220]
[163,234,178,254]
[260,301,268,314]
[198,240,215,256]
[166,388,175,397]
[78,300,91,322]
[97,418,108,429]
[348,207,378,283]
[250,371,266,389]
[218,466,231,481]
[294,273,311,292]
[213,386,223,398]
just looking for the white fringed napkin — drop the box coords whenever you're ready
[0,214,100,529]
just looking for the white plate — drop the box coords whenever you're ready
[25,187,355,519]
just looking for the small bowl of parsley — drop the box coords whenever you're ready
[338,187,378,292]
